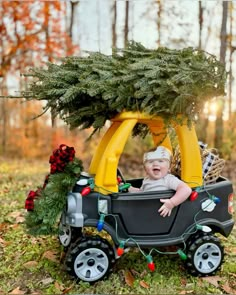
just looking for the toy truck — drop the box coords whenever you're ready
[58,112,234,283]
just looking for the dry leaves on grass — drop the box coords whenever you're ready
[0,236,10,247]
[124,270,135,287]
[201,275,221,288]
[139,280,150,289]
[179,290,194,294]
[221,281,236,294]
[9,287,25,295]
[23,260,38,269]
[42,250,59,263]
[7,211,25,224]
[225,246,236,255]
[124,269,150,289]
[54,281,75,294]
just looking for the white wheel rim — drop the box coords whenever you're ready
[74,248,109,282]
[193,242,222,274]
[58,223,72,247]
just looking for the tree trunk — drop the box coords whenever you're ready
[228,2,233,120]
[112,1,117,52]
[69,1,79,38]
[215,1,228,151]
[198,1,203,49]
[156,0,162,47]
[124,1,129,47]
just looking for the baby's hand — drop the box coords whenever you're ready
[158,199,175,217]
[128,186,141,193]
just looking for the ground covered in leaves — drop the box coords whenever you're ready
[0,158,235,294]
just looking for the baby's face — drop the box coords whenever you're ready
[144,158,170,180]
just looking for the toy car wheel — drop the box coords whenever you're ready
[186,234,224,276]
[58,216,82,248]
[65,236,116,283]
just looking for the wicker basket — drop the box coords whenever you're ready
[171,142,225,185]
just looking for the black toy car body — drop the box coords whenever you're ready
[59,112,235,282]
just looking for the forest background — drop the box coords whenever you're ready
[1,1,236,179]
[0,1,236,294]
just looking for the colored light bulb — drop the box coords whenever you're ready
[146,255,155,272]
[117,176,122,184]
[119,183,131,192]
[117,241,125,256]
[196,224,212,233]
[97,214,105,232]
[213,196,221,204]
[177,249,187,260]
[190,191,198,201]
[81,186,91,196]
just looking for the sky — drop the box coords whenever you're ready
[73,0,222,56]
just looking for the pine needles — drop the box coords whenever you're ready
[24,41,226,135]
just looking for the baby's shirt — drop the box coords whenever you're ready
[141,174,182,192]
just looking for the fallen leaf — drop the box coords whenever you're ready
[139,280,150,289]
[54,281,63,291]
[180,277,187,286]
[179,290,194,294]
[225,246,236,255]
[0,237,11,247]
[23,261,38,268]
[130,268,140,276]
[9,287,25,294]
[40,277,54,285]
[61,284,75,295]
[0,223,8,231]
[124,270,135,287]
[201,275,221,287]
[221,281,236,294]
[7,211,25,223]
[42,250,59,263]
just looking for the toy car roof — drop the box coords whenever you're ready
[89,112,202,194]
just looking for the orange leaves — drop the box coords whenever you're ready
[9,287,25,295]
[139,280,150,289]
[42,250,59,263]
[1,0,77,77]
[23,260,38,269]
[124,269,150,289]
[124,270,135,287]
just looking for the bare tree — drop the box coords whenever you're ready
[215,1,228,151]
[228,2,234,120]
[156,0,162,47]
[69,1,79,38]
[198,1,203,49]
[112,1,117,51]
[124,1,129,47]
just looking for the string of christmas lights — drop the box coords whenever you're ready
[80,178,221,272]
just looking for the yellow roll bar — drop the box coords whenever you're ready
[89,112,203,194]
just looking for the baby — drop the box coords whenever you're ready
[129,146,192,217]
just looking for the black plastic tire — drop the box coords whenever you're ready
[185,234,224,276]
[65,235,116,283]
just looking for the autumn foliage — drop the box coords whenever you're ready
[0,1,79,158]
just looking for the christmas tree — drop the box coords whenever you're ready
[23,41,226,135]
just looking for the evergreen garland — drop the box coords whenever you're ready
[25,145,83,235]
[23,41,226,135]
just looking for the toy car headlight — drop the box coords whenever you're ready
[67,193,76,214]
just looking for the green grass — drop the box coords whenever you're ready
[0,158,235,294]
